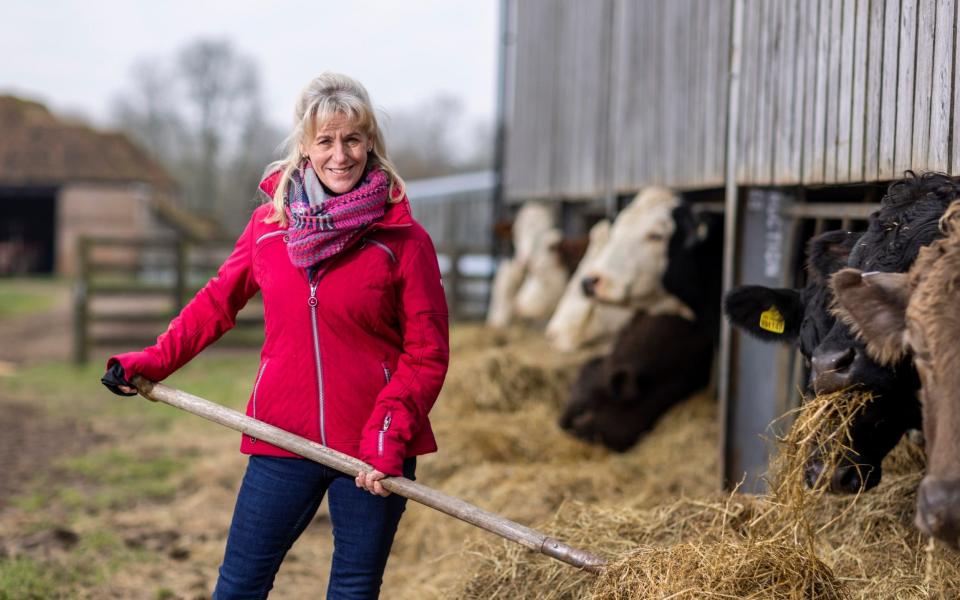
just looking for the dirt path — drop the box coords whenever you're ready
[0,281,72,365]
[0,396,103,510]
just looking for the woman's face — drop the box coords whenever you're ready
[302,113,373,194]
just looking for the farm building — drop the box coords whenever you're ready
[0,95,215,277]
[497,0,960,490]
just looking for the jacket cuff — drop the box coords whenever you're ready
[106,351,166,383]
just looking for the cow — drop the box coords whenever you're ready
[724,172,958,493]
[559,202,724,450]
[545,219,634,352]
[559,311,714,451]
[486,202,591,328]
[831,199,960,547]
[486,202,563,327]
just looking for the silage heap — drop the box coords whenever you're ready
[384,326,960,599]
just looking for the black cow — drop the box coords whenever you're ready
[559,203,722,450]
[724,171,958,493]
[559,312,713,450]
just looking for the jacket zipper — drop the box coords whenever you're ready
[378,412,392,457]
[249,358,270,443]
[309,278,327,446]
[382,363,392,383]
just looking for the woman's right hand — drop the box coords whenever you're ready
[101,362,139,397]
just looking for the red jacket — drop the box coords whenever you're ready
[108,172,450,476]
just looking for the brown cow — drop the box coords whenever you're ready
[831,200,960,548]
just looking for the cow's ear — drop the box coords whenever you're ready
[830,268,910,365]
[807,230,862,283]
[723,285,804,343]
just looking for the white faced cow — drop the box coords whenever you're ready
[546,219,634,352]
[486,202,568,328]
[580,186,694,318]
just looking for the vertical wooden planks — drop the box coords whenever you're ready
[912,0,936,171]
[865,0,886,180]
[701,0,719,185]
[805,0,830,183]
[837,0,857,181]
[931,0,956,171]
[879,0,900,179]
[894,0,917,176]
[824,0,844,182]
[953,0,960,174]
[849,0,870,182]
[715,0,733,184]
[738,0,760,181]
[753,0,776,184]
[774,0,800,185]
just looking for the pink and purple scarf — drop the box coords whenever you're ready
[285,162,389,268]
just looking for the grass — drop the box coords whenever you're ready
[0,558,60,600]
[0,350,262,596]
[0,278,61,320]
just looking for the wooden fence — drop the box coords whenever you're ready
[73,234,489,364]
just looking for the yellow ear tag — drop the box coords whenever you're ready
[759,306,786,334]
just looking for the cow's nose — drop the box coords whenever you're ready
[917,477,960,548]
[811,347,856,394]
[581,276,599,297]
[829,462,875,494]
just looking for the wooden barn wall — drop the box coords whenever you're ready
[610,0,732,192]
[504,0,960,202]
[737,0,958,185]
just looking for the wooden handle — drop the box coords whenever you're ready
[131,376,606,574]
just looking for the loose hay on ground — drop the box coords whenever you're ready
[446,383,960,599]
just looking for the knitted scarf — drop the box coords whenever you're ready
[284,162,389,268]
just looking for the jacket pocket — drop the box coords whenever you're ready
[250,358,271,442]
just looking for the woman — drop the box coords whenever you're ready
[101,72,450,599]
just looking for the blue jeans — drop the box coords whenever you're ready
[212,455,415,600]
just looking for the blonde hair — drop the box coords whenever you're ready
[263,72,404,226]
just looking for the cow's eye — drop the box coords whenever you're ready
[646,232,665,242]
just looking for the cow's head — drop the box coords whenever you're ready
[581,187,680,308]
[559,313,714,451]
[662,204,725,332]
[832,200,960,547]
[724,230,920,493]
[545,219,634,352]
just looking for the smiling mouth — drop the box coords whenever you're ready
[327,166,354,176]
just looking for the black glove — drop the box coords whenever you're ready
[101,362,137,397]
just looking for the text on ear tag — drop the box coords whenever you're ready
[759,306,786,334]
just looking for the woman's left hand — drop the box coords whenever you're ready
[356,469,391,497]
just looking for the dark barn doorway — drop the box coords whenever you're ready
[0,187,58,275]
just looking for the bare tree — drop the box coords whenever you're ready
[112,39,283,233]
[112,58,187,167]
[177,39,262,222]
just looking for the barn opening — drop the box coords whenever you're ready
[0,186,58,275]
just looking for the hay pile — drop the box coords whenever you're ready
[385,325,959,598]
[446,379,960,599]
[385,324,720,598]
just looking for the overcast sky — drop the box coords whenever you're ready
[0,1,499,130]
